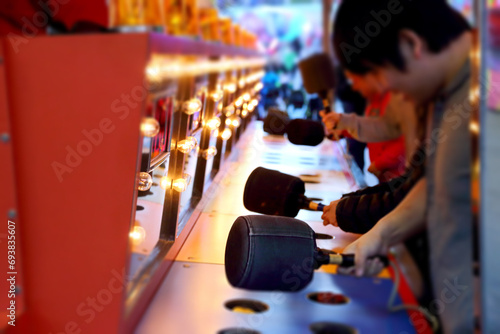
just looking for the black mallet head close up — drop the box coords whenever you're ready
[286,119,325,146]
[243,167,306,217]
[224,215,317,291]
[298,53,336,98]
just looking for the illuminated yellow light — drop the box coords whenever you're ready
[235,98,243,107]
[470,46,481,63]
[206,116,221,130]
[473,87,480,100]
[213,129,219,138]
[224,105,235,116]
[241,110,248,118]
[225,118,232,126]
[177,136,198,154]
[183,98,203,115]
[172,178,188,192]
[130,225,146,246]
[221,128,232,140]
[146,64,161,83]
[247,104,255,112]
[242,93,251,101]
[225,82,237,93]
[145,56,266,81]
[251,99,259,106]
[469,83,480,106]
[171,173,191,192]
[160,176,170,189]
[243,103,248,110]
[470,120,480,134]
[254,82,263,91]
[238,78,246,88]
[161,62,183,78]
[202,146,218,160]
[140,117,160,137]
[231,116,241,128]
[183,63,201,77]
[210,90,224,102]
[137,172,153,191]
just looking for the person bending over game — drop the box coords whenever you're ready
[322,73,419,167]
[329,1,474,333]
[320,69,424,233]
[327,71,410,182]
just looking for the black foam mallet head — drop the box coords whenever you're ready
[286,119,325,146]
[263,107,290,135]
[243,167,305,217]
[224,215,390,292]
[298,53,336,98]
[225,215,317,291]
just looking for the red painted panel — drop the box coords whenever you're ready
[2,33,149,333]
[0,38,26,332]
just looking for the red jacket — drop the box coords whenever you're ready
[365,92,406,182]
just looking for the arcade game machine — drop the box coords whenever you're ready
[1,0,498,333]
[0,1,263,333]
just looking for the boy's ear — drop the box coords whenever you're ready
[398,29,424,60]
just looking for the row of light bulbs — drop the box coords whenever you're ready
[137,170,195,193]
[146,56,266,83]
[138,70,263,193]
[134,58,265,244]
[139,88,261,143]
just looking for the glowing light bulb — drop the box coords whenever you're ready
[251,99,259,106]
[210,90,224,103]
[218,103,223,112]
[235,98,243,107]
[230,116,241,128]
[225,118,232,126]
[470,120,480,134]
[225,105,235,117]
[242,93,251,101]
[225,82,237,93]
[213,129,219,138]
[241,110,248,118]
[162,61,183,78]
[130,225,146,246]
[140,118,160,137]
[160,176,170,189]
[172,173,192,192]
[172,178,188,192]
[254,82,263,91]
[183,98,203,115]
[137,172,153,191]
[146,63,162,83]
[221,128,232,140]
[206,116,221,130]
[247,104,255,112]
[238,78,246,88]
[202,146,217,160]
[177,136,198,154]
